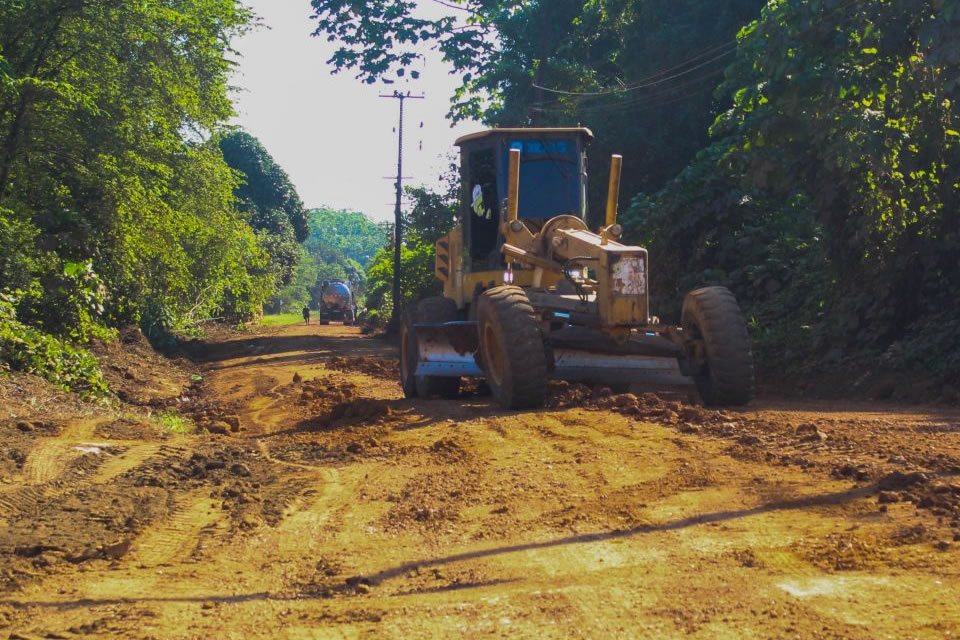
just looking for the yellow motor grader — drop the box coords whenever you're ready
[400,127,754,409]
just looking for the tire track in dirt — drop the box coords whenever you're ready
[127,490,227,568]
[89,443,165,485]
[0,419,178,522]
[20,418,105,485]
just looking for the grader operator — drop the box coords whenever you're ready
[400,128,754,410]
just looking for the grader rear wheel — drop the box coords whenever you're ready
[477,286,547,410]
[681,286,754,406]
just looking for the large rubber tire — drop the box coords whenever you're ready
[681,286,754,406]
[400,297,461,400]
[476,286,548,410]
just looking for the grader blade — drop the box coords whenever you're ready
[413,321,483,378]
[550,349,693,386]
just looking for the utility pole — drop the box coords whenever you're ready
[380,90,424,329]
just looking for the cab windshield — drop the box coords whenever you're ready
[497,138,583,219]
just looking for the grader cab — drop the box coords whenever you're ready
[400,127,754,409]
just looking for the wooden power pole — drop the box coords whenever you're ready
[380,90,424,329]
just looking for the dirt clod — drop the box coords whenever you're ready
[230,463,251,477]
[208,422,232,436]
[878,471,930,490]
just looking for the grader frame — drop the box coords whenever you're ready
[401,127,754,409]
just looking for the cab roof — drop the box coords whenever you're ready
[454,127,594,147]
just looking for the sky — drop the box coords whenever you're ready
[229,1,479,222]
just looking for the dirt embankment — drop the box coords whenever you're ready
[1,321,959,639]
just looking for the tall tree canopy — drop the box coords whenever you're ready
[218,131,309,243]
[310,0,763,215]
[626,0,960,373]
[219,130,309,287]
[270,207,388,314]
[0,0,287,340]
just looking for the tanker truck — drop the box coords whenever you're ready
[317,280,357,325]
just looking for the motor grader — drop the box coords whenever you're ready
[400,127,754,410]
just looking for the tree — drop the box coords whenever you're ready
[268,207,385,313]
[624,0,960,373]
[309,0,764,217]
[219,131,308,288]
[0,0,272,339]
[218,131,309,242]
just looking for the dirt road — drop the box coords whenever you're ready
[2,322,959,639]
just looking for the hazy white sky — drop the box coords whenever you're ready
[229,1,479,222]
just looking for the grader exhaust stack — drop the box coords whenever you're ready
[400,128,754,409]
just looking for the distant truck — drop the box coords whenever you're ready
[317,280,356,325]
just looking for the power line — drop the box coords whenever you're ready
[530,68,726,115]
[532,46,734,98]
[529,0,864,101]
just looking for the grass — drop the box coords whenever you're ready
[261,312,304,327]
[155,411,194,434]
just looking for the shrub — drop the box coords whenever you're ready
[0,292,109,399]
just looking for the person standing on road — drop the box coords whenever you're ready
[302,305,311,325]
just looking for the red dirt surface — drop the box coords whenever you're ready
[1,321,958,638]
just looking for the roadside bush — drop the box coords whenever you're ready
[0,292,109,399]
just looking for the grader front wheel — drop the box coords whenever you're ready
[681,286,755,406]
[477,286,548,410]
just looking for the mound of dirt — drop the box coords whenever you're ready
[161,376,243,435]
[546,382,726,427]
[94,417,171,441]
[324,356,399,380]
[0,371,100,424]
[89,326,196,405]
[294,377,395,430]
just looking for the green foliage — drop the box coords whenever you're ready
[363,180,457,322]
[219,131,308,288]
[155,411,194,434]
[261,313,304,327]
[364,238,440,325]
[0,1,294,352]
[269,207,385,313]
[403,163,458,245]
[305,208,387,266]
[624,0,960,375]
[309,1,763,217]
[0,293,108,398]
[0,206,38,292]
[320,0,960,379]
[219,131,309,241]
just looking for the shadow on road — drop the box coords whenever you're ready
[181,334,395,365]
[2,484,875,611]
